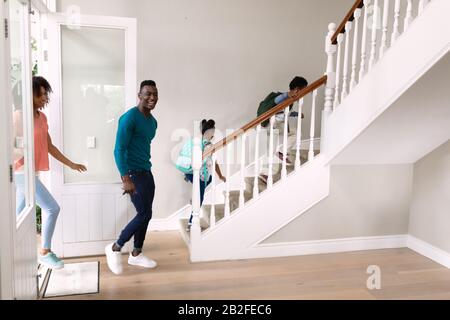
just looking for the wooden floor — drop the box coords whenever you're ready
[52,231,450,300]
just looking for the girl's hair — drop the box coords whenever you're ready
[200,119,215,135]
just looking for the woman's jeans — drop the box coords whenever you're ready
[116,170,155,250]
[185,174,212,224]
[15,173,60,250]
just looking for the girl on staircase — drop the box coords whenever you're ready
[176,119,226,230]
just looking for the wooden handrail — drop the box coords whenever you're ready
[331,0,364,44]
[203,75,327,158]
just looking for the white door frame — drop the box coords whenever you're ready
[1,0,37,300]
[46,13,137,257]
[0,0,16,300]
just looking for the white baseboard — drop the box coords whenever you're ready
[148,205,191,231]
[236,235,408,260]
[407,235,450,269]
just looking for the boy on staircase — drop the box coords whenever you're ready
[257,76,308,184]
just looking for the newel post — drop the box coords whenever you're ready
[190,137,202,254]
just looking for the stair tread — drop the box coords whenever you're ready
[202,204,226,224]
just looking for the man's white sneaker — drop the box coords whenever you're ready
[105,243,123,275]
[128,253,157,269]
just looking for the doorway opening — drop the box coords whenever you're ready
[3,0,137,299]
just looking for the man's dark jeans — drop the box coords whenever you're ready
[117,170,155,249]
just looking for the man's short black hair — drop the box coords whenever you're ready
[140,80,157,92]
[32,76,52,96]
[289,76,308,90]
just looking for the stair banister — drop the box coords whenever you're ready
[239,132,247,208]
[202,76,328,159]
[210,153,217,228]
[350,9,361,91]
[380,0,390,58]
[334,34,344,109]
[341,21,353,101]
[419,0,430,14]
[281,106,289,180]
[295,98,304,170]
[267,116,275,189]
[324,23,337,115]
[350,8,362,90]
[224,140,231,217]
[359,0,371,82]
[369,0,380,71]
[190,137,202,245]
[308,90,318,161]
[331,0,364,45]
[404,0,413,32]
[391,0,401,44]
[253,125,261,199]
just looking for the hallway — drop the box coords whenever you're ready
[53,231,450,300]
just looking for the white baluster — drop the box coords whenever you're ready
[341,21,353,102]
[253,125,261,199]
[369,0,380,70]
[379,0,390,57]
[391,0,401,44]
[350,9,362,90]
[308,90,318,161]
[295,98,304,170]
[359,0,372,82]
[239,132,246,208]
[404,0,413,32]
[419,0,429,15]
[224,140,231,218]
[333,33,344,109]
[190,137,202,242]
[267,116,275,189]
[324,23,336,114]
[209,153,216,228]
[281,106,289,180]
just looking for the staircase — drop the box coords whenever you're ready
[180,0,450,262]
[180,150,317,234]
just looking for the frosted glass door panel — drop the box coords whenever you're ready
[61,26,125,184]
[10,0,31,222]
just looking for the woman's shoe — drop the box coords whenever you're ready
[38,252,64,270]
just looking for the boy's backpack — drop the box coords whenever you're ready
[257,92,281,127]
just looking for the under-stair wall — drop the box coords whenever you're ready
[263,164,413,243]
[408,140,450,268]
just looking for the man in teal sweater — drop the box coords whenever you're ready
[105,80,158,275]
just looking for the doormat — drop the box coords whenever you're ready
[43,261,100,298]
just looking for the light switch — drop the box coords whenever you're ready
[87,136,96,149]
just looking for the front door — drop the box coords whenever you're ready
[1,0,37,300]
[46,13,137,257]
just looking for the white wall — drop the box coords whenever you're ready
[264,164,413,243]
[409,140,450,253]
[56,0,353,218]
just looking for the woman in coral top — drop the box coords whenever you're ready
[14,76,87,269]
